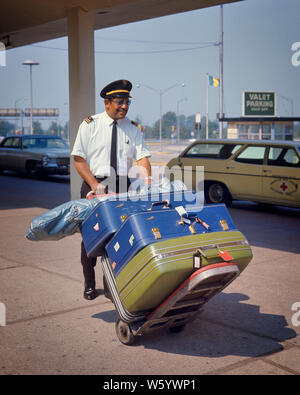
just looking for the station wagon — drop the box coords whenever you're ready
[166,139,300,208]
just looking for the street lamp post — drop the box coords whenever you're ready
[14,97,26,133]
[136,82,185,151]
[63,102,70,141]
[219,4,224,138]
[22,60,40,134]
[176,98,187,144]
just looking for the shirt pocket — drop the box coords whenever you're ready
[117,135,133,175]
[121,135,134,158]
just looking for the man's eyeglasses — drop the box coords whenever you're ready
[111,99,131,106]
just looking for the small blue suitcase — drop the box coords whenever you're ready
[81,190,199,257]
[105,204,236,276]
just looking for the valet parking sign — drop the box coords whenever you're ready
[243,91,276,117]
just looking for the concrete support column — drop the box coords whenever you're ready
[68,7,95,199]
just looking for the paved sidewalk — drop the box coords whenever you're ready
[0,204,299,375]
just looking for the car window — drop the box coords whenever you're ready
[23,137,68,149]
[47,138,68,149]
[183,143,241,159]
[234,146,265,165]
[11,137,21,148]
[1,138,13,147]
[268,147,300,167]
[23,138,38,149]
[1,137,20,148]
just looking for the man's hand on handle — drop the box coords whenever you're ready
[95,182,108,195]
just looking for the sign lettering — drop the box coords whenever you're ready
[243,91,275,117]
[291,42,300,67]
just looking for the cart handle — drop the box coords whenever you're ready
[86,191,119,200]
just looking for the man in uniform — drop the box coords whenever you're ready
[71,79,152,300]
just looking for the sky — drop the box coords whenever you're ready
[0,0,299,131]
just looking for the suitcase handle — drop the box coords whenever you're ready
[196,246,234,261]
[196,247,208,258]
[148,200,170,210]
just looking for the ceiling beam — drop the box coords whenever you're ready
[0,0,241,49]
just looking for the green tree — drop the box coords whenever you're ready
[48,121,61,136]
[180,114,195,139]
[0,120,15,137]
[151,111,177,139]
[62,121,69,140]
[145,112,227,141]
[33,121,43,134]
[162,111,177,138]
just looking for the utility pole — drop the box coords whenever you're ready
[206,73,209,139]
[219,5,224,138]
[22,60,40,134]
[136,82,184,151]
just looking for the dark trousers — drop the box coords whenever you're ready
[80,176,131,289]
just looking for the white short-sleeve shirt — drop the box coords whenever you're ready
[71,111,151,177]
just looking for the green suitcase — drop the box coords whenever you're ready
[115,230,252,313]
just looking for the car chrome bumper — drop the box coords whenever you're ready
[37,163,70,174]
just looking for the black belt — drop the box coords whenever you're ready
[94,175,126,179]
[94,176,107,181]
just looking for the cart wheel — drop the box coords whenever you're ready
[169,324,185,333]
[115,318,135,345]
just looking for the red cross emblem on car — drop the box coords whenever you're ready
[280,182,288,192]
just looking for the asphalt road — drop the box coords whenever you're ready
[0,167,300,376]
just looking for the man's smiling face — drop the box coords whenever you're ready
[105,98,131,120]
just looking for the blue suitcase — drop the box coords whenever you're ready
[81,190,199,257]
[105,204,236,277]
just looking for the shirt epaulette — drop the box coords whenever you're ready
[131,120,138,127]
[84,116,94,124]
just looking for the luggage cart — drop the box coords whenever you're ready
[102,255,240,345]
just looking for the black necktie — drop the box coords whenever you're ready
[110,120,117,174]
